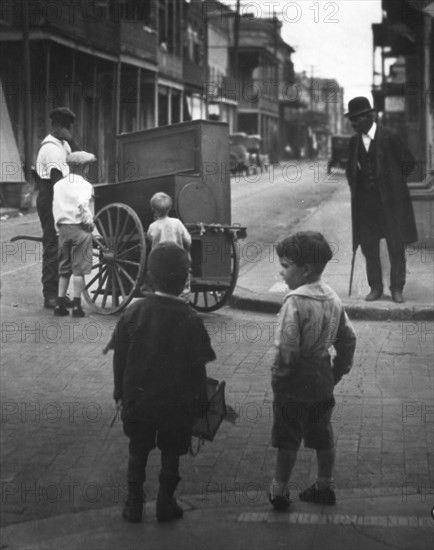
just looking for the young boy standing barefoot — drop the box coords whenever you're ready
[269,231,356,511]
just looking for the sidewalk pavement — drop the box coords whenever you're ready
[0,303,432,549]
[230,182,434,321]
[0,181,433,550]
[0,207,23,221]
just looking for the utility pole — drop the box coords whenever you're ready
[310,65,314,111]
[233,0,240,131]
[204,8,209,119]
[233,0,240,82]
[23,1,32,181]
[309,65,320,111]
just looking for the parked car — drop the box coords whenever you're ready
[246,134,263,172]
[229,133,250,174]
[327,135,351,174]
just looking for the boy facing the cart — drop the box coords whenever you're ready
[52,151,96,318]
[111,242,216,523]
[147,192,192,301]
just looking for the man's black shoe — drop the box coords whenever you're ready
[44,297,57,309]
[391,290,405,303]
[364,289,383,302]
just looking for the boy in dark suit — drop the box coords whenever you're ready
[111,242,215,523]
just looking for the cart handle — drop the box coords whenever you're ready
[185,223,247,240]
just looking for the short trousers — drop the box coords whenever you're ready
[272,397,335,451]
[122,415,192,456]
[58,224,93,276]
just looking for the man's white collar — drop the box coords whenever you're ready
[366,121,377,140]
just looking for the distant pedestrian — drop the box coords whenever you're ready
[147,192,192,301]
[111,242,215,523]
[345,96,418,303]
[52,151,96,318]
[269,231,356,511]
[35,106,81,309]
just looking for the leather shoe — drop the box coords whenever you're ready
[44,297,57,309]
[72,306,85,318]
[54,305,69,317]
[364,289,383,302]
[391,290,405,303]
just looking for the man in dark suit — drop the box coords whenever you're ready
[345,96,418,303]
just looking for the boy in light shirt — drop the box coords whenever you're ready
[52,151,96,317]
[147,192,192,301]
[269,231,356,511]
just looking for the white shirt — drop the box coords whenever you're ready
[36,135,71,180]
[147,217,192,249]
[53,173,94,231]
[362,122,377,151]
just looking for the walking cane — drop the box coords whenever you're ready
[348,247,357,297]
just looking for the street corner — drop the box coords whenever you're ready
[1,489,433,550]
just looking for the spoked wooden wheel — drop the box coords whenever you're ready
[190,238,239,313]
[83,203,146,315]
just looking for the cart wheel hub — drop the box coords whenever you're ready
[103,251,116,264]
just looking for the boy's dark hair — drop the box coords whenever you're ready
[276,231,333,276]
[147,242,189,295]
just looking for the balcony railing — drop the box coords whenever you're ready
[120,21,158,64]
[158,51,183,80]
[237,79,279,113]
[3,0,119,55]
[183,58,205,86]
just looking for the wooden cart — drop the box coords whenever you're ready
[84,120,246,314]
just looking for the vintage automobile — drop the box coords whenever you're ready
[327,135,351,174]
[229,133,250,174]
[246,134,263,172]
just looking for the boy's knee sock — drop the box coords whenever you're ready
[161,452,180,477]
[127,481,145,502]
[316,447,335,489]
[269,479,288,497]
[273,448,297,490]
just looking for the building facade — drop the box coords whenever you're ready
[0,0,345,208]
[372,0,434,245]
[279,71,346,161]
[234,15,295,162]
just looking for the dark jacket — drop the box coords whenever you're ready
[112,293,215,424]
[346,124,418,250]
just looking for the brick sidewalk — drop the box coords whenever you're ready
[1,295,433,527]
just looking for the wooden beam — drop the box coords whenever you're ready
[136,67,141,130]
[23,0,32,179]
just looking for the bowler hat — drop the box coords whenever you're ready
[345,97,375,118]
[49,107,76,123]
